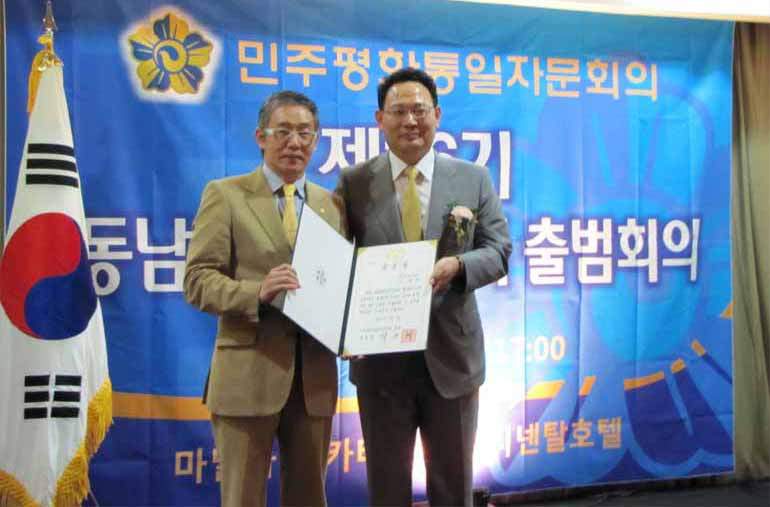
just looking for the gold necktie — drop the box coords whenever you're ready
[282,183,298,248]
[401,166,422,242]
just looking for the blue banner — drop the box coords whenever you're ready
[4,1,733,505]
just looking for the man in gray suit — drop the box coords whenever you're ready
[336,68,512,506]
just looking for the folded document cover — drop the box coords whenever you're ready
[274,205,435,356]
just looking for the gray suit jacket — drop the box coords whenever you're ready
[336,151,512,398]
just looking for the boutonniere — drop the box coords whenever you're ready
[447,206,476,236]
[444,203,476,252]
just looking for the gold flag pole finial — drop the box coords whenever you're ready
[43,0,58,35]
[28,0,62,113]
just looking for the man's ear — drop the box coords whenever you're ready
[255,128,266,150]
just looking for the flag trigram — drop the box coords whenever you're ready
[25,142,78,188]
[23,374,82,420]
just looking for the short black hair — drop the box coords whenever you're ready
[258,90,320,130]
[377,67,438,110]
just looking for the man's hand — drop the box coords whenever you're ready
[258,264,300,304]
[429,256,461,294]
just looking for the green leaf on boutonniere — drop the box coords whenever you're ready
[445,203,477,246]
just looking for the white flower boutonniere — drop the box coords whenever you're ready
[448,205,476,241]
[440,204,477,254]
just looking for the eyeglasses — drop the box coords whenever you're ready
[263,127,318,145]
[382,105,434,120]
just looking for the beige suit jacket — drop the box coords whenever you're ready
[184,167,346,417]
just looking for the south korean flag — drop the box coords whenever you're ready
[0,62,112,507]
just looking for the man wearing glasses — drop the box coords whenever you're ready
[336,68,512,506]
[184,91,345,507]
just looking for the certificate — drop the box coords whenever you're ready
[275,205,435,356]
[342,241,435,355]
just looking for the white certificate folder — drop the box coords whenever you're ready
[274,204,436,356]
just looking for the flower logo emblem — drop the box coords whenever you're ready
[128,13,212,94]
[314,267,327,287]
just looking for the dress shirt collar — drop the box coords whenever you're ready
[262,164,306,199]
[389,149,435,183]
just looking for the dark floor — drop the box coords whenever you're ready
[487,480,769,507]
